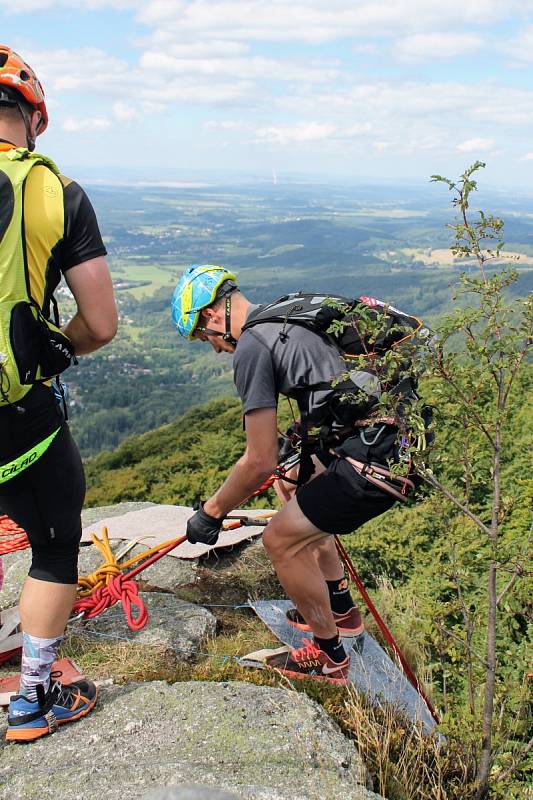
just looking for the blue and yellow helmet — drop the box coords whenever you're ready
[171,264,238,339]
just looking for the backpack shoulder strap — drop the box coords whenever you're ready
[242,292,352,335]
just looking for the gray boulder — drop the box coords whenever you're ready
[144,787,242,800]
[81,503,157,528]
[0,681,381,800]
[71,592,216,660]
[0,550,30,612]
[128,544,197,593]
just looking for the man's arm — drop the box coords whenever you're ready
[62,256,118,355]
[203,407,279,519]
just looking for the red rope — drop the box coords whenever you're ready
[334,536,440,724]
[73,574,148,631]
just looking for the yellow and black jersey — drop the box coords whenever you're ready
[0,142,107,320]
[0,142,107,458]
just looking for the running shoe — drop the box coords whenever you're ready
[263,641,349,684]
[6,677,98,742]
[286,605,365,637]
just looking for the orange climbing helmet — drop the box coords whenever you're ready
[0,45,48,136]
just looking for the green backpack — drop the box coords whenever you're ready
[0,147,76,409]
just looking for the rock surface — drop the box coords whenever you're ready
[144,786,242,800]
[0,549,30,612]
[81,502,157,528]
[128,543,197,593]
[71,593,216,660]
[0,681,381,800]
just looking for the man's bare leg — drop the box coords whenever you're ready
[274,456,345,582]
[263,497,338,639]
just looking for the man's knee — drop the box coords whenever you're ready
[262,523,283,560]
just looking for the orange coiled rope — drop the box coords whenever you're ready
[0,515,29,556]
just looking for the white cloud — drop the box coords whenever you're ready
[139,50,339,83]
[253,121,373,146]
[28,47,131,95]
[112,101,137,122]
[143,40,250,57]
[205,120,246,130]
[457,138,496,152]
[255,122,337,145]
[137,1,529,44]
[277,81,533,127]
[62,117,111,132]
[395,32,484,61]
[8,0,140,10]
[499,25,533,66]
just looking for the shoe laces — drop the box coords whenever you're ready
[292,641,322,661]
[48,673,79,708]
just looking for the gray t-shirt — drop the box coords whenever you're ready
[233,304,346,423]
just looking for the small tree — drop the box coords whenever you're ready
[418,162,532,798]
[324,161,531,798]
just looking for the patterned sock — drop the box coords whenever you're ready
[19,632,63,702]
[326,575,355,614]
[313,634,347,664]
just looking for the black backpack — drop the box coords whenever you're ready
[242,292,430,484]
[242,291,428,408]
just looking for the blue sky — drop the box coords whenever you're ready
[2,1,533,188]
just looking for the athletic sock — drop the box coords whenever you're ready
[326,575,355,614]
[19,632,63,702]
[313,634,347,664]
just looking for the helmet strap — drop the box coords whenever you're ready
[222,294,238,348]
[14,102,35,151]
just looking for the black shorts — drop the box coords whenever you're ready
[296,426,398,535]
[0,421,85,584]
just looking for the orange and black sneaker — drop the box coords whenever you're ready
[286,605,365,637]
[6,677,98,742]
[263,641,350,684]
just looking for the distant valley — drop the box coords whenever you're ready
[61,179,533,456]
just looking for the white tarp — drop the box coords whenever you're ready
[81,504,273,559]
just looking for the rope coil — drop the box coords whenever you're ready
[0,514,29,556]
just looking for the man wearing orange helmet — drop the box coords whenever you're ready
[0,45,118,741]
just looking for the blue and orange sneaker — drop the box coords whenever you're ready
[6,677,98,742]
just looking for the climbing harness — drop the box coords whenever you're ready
[334,454,416,503]
[243,292,431,486]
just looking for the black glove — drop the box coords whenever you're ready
[186,502,224,545]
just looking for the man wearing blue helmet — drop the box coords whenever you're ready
[172,266,404,683]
